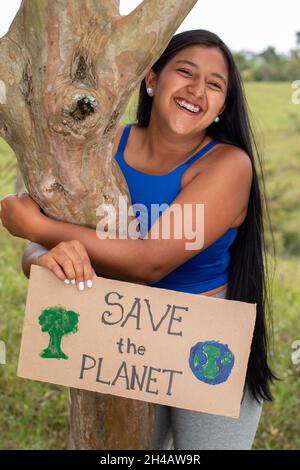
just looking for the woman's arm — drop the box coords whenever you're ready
[1,147,253,286]
[0,193,159,284]
[27,148,252,286]
[22,234,150,285]
[29,217,157,284]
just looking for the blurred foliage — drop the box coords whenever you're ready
[233,33,300,81]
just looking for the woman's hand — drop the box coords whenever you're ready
[0,192,43,240]
[36,240,96,290]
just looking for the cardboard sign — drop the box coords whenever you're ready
[17,265,256,418]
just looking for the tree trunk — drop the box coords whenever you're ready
[0,0,198,450]
[15,167,25,193]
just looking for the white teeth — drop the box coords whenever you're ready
[175,98,201,113]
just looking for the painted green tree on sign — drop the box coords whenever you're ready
[38,306,79,360]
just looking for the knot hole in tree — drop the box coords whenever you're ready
[68,94,98,121]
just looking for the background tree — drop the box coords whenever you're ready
[0,0,197,449]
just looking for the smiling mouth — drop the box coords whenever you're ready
[173,98,203,116]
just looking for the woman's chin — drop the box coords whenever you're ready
[166,119,203,136]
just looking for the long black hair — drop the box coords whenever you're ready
[133,29,277,403]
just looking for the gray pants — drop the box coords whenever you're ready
[152,288,263,450]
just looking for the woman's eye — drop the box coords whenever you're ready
[209,82,222,89]
[178,68,192,76]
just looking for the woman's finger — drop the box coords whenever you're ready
[51,254,77,285]
[71,240,94,288]
[37,241,96,291]
[57,242,85,290]
[37,254,69,283]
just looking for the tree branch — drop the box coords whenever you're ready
[111,0,198,80]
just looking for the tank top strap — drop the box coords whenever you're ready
[116,124,132,155]
[181,139,218,167]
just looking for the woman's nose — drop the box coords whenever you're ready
[187,80,206,99]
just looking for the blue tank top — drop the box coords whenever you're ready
[114,124,239,294]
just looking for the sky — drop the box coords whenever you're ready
[0,0,299,54]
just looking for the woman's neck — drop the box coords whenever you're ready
[139,118,209,168]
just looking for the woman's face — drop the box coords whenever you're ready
[147,44,229,136]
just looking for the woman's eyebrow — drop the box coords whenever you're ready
[175,59,198,69]
[175,59,227,84]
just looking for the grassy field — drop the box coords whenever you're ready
[0,82,299,449]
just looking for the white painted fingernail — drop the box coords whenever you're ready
[87,279,93,289]
[64,279,70,284]
[71,279,76,285]
[78,281,84,291]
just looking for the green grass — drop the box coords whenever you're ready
[0,82,300,449]
[0,230,69,449]
[245,82,300,133]
[253,257,300,450]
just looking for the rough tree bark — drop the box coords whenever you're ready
[0,0,197,449]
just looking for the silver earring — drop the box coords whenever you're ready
[214,116,220,123]
[146,87,154,95]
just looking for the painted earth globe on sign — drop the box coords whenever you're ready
[189,340,235,385]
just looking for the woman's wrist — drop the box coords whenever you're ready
[30,213,54,245]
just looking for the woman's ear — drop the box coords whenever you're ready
[145,68,157,90]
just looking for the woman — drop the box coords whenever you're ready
[0,30,276,449]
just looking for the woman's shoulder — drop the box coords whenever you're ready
[202,141,252,176]
[189,141,252,182]
[214,141,251,160]
[211,143,253,192]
